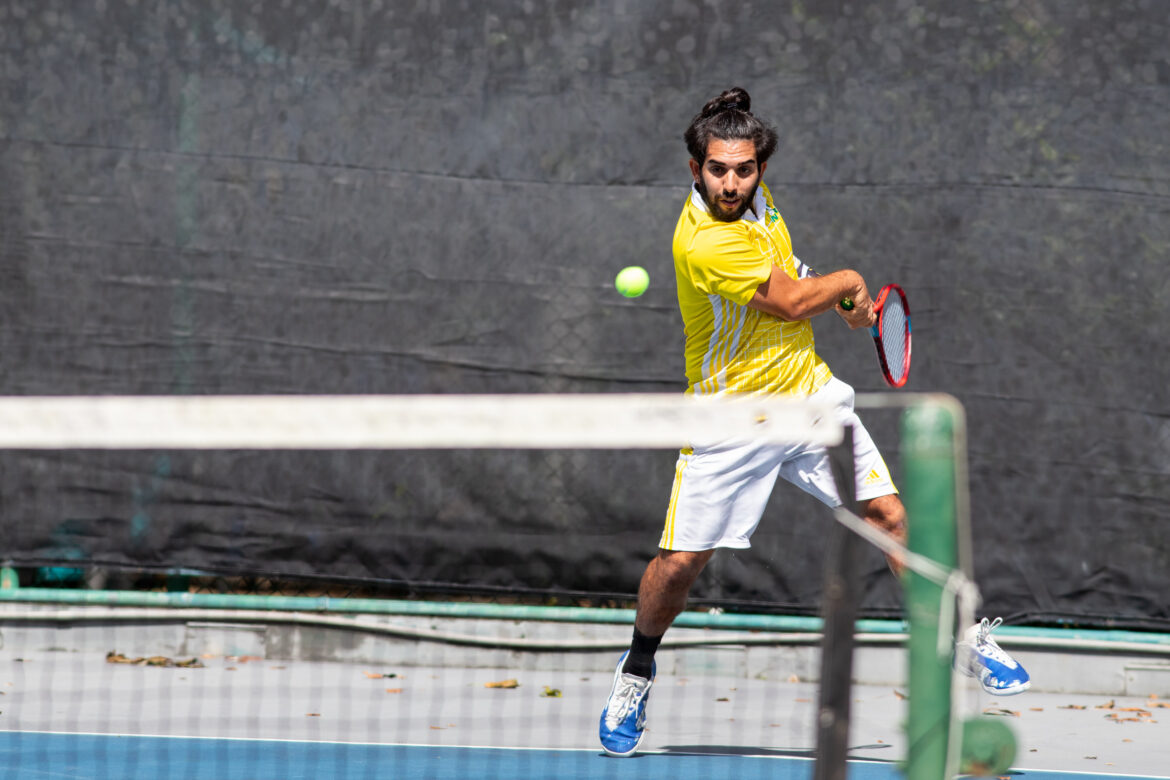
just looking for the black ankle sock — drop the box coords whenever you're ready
[621,627,662,679]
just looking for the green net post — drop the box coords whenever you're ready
[902,403,959,780]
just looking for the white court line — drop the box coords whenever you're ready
[0,729,796,758]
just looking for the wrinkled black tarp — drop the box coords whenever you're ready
[1,1,1167,629]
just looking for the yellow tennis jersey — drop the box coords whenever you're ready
[672,181,832,397]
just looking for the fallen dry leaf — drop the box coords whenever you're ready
[1105,714,1146,723]
[1059,704,1087,710]
[541,686,562,698]
[385,688,403,694]
[893,689,908,700]
[484,679,519,689]
[106,652,202,669]
[982,707,1020,717]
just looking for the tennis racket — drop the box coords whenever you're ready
[865,283,911,387]
[797,260,911,387]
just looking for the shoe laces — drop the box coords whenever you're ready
[974,617,1014,665]
[606,674,650,729]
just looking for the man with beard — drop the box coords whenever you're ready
[598,87,1030,757]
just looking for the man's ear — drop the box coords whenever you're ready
[688,158,701,184]
[759,160,767,177]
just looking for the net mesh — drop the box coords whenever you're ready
[0,393,966,778]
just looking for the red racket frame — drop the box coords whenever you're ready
[870,283,911,388]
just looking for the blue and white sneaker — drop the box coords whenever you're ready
[599,651,655,757]
[956,617,1031,696]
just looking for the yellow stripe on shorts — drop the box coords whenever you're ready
[660,454,688,549]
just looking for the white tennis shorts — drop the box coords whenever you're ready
[659,377,897,551]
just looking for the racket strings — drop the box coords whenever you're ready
[879,297,909,383]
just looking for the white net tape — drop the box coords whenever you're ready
[0,394,841,450]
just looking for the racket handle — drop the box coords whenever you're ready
[839,298,854,311]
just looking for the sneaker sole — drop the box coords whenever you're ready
[984,680,1031,696]
[601,733,645,758]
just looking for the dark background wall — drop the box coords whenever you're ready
[1,1,1167,628]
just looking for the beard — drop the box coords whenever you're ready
[696,176,759,223]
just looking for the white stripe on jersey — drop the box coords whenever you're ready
[700,294,724,394]
[698,293,748,397]
[792,254,815,279]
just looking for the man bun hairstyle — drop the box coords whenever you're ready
[684,87,778,165]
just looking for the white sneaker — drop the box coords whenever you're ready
[598,651,655,757]
[955,617,1031,696]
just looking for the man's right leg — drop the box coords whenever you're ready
[599,548,713,756]
[622,548,714,676]
[600,433,781,756]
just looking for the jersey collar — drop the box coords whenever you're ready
[690,183,768,223]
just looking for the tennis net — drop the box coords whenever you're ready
[0,392,983,779]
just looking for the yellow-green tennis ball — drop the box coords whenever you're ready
[615,266,649,298]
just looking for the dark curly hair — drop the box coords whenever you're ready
[684,87,778,165]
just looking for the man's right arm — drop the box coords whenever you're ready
[747,264,875,329]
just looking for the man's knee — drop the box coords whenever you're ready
[862,494,906,537]
[651,548,714,587]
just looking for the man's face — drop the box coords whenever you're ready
[689,138,767,223]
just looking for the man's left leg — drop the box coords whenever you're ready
[859,493,1030,695]
[858,493,907,576]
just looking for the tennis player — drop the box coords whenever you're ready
[599,87,1029,757]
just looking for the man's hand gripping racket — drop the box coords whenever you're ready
[796,259,912,388]
[841,284,912,388]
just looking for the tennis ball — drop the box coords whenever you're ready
[615,266,649,298]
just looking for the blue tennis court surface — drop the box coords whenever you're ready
[0,733,1166,780]
[0,733,887,780]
